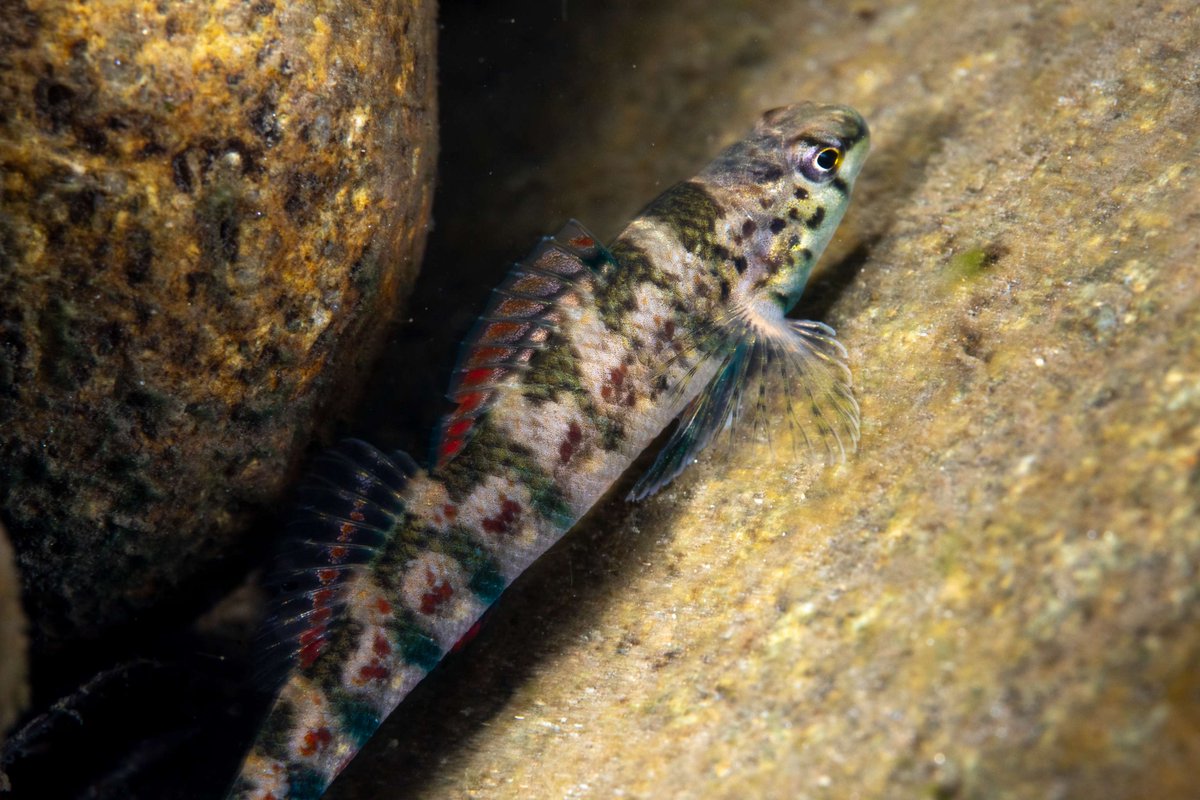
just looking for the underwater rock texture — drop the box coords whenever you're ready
[331,0,1199,798]
[0,0,436,644]
[0,521,27,749]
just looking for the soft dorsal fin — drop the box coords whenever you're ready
[256,439,417,687]
[434,220,612,469]
[628,314,859,501]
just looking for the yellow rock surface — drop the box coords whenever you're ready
[0,0,437,644]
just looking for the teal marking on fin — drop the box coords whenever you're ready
[333,695,382,748]
[628,314,858,501]
[468,563,507,604]
[394,623,443,672]
[285,765,328,800]
[436,528,509,604]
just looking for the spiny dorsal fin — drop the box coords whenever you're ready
[256,439,417,688]
[628,313,859,501]
[435,220,612,469]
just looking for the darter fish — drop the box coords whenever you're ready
[231,102,870,800]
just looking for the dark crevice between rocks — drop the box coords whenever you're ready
[0,520,277,800]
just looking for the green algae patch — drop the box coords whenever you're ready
[947,243,1007,283]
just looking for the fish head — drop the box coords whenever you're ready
[701,102,871,318]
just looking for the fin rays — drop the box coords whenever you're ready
[628,307,859,500]
[435,220,609,469]
[254,440,415,689]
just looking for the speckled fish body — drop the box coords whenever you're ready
[231,102,869,800]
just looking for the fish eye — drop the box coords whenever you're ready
[793,142,844,182]
[815,147,842,172]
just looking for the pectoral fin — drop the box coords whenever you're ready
[628,315,858,501]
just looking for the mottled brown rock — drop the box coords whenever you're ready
[330,1,1200,798]
[0,0,436,644]
[0,520,28,751]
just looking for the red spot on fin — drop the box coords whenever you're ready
[482,497,522,536]
[601,364,636,406]
[559,421,584,464]
[257,440,417,688]
[420,568,456,614]
[465,345,514,368]
[299,726,333,757]
[298,629,325,669]
[456,392,486,413]
[358,663,390,682]
[445,419,473,439]
[434,221,604,471]
[451,618,485,653]
[462,367,500,387]
[439,438,464,463]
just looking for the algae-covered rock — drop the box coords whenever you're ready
[331,1,1200,798]
[0,520,28,752]
[0,0,436,644]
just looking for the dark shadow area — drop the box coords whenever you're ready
[353,0,621,459]
[1,645,255,799]
[795,236,881,323]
